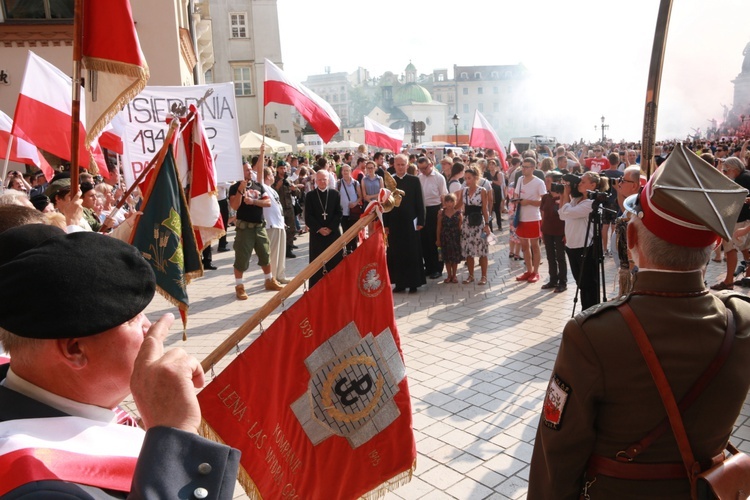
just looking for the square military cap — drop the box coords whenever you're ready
[624,143,748,247]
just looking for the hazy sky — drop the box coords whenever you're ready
[277,0,750,143]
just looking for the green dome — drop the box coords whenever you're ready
[393,83,432,105]
[405,62,417,73]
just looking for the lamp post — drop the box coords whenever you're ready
[598,115,609,142]
[452,113,460,146]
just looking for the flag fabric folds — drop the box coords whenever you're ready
[175,105,225,251]
[82,0,149,147]
[198,232,416,499]
[264,58,340,143]
[0,110,53,180]
[509,140,519,156]
[469,110,508,169]
[364,116,405,153]
[129,145,202,332]
[12,51,107,176]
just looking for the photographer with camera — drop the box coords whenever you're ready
[558,171,610,310]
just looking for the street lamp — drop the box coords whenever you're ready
[597,115,609,142]
[452,113,460,146]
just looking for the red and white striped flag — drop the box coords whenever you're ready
[364,116,404,153]
[264,58,340,143]
[0,110,54,180]
[469,110,508,169]
[82,0,149,147]
[11,52,107,176]
[509,140,519,156]
[173,106,225,251]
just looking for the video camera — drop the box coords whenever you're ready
[550,173,583,198]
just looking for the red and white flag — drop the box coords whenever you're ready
[82,0,149,147]
[264,58,340,143]
[364,116,405,153]
[12,52,108,176]
[174,105,225,251]
[198,232,416,499]
[0,110,54,180]
[509,140,519,156]
[469,110,508,169]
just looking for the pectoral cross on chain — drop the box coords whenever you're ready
[322,211,328,220]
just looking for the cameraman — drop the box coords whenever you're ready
[558,171,610,310]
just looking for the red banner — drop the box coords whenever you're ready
[198,232,416,499]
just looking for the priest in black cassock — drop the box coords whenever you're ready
[305,169,343,288]
[384,154,426,293]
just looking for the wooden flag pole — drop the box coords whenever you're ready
[641,0,673,179]
[200,212,377,372]
[69,0,84,189]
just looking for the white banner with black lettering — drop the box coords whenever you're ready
[118,82,242,187]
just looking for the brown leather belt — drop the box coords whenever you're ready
[587,454,686,480]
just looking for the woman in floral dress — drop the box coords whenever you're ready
[456,166,491,285]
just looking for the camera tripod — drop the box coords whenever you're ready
[570,198,617,317]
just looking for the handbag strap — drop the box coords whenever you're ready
[617,304,735,461]
[617,303,736,485]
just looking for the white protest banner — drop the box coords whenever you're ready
[118,82,242,187]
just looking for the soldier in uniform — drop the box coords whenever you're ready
[528,144,750,499]
[0,224,240,498]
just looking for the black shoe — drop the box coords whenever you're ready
[540,281,557,290]
[408,287,418,294]
[428,272,442,279]
[217,246,230,253]
[554,284,567,293]
[286,251,297,259]
[393,286,405,293]
[292,244,299,249]
[203,262,217,270]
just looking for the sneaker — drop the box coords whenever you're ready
[235,284,248,300]
[265,278,283,291]
[516,271,532,281]
[540,281,558,290]
[527,273,540,283]
[710,281,734,291]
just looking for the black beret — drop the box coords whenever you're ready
[0,225,156,339]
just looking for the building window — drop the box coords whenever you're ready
[478,87,483,95]
[447,94,454,103]
[436,95,442,102]
[478,103,484,112]
[493,102,499,112]
[3,0,73,19]
[460,72,468,79]
[462,88,468,95]
[229,13,248,38]
[437,74,444,82]
[493,86,499,94]
[232,65,253,96]
[491,71,499,79]
[204,69,214,84]
[463,104,469,113]
[474,72,481,79]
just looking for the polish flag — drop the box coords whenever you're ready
[264,58,340,143]
[82,0,149,147]
[364,116,405,153]
[12,52,108,176]
[0,110,54,180]
[175,105,225,251]
[469,110,508,170]
[509,140,519,156]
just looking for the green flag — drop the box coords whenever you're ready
[130,145,202,335]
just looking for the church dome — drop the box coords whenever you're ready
[393,83,432,105]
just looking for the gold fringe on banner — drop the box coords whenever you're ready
[82,56,149,146]
[360,460,417,500]
[198,419,263,499]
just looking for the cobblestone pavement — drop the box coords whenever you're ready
[127,222,750,500]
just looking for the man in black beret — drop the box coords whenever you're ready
[0,225,240,497]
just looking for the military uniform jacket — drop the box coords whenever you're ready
[527,270,750,499]
[0,365,241,499]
